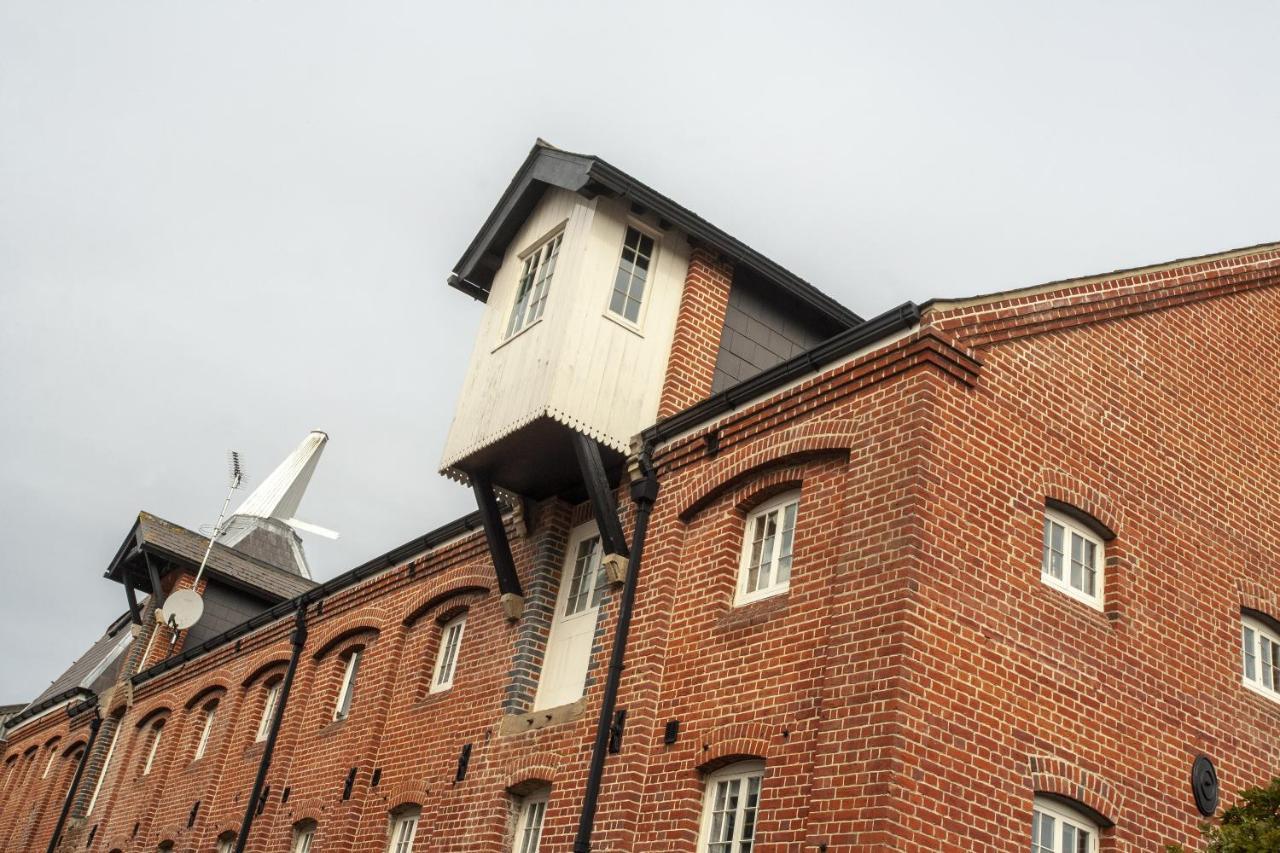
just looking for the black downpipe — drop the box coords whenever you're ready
[234,606,308,853]
[46,708,102,853]
[573,454,660,853]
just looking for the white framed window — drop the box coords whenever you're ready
[334,648,363,721]
[607,226,657,325]
[1242,613,1280,701]
[1031,797,1098,852]
[193,701,217,761]
[255,682,281,743]
[430,615,467,693]
[697,760,764,853]
[87,730,118,814]
[533,524,605,711]
[736,492,799,605]
[291,821,317,853]
[513,788,549,853]
[505,231,563,339]
[1041,508,1105,609]
[387,807,420,853]
[216,833,236,853]
[141,721,164,776]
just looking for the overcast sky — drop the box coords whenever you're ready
[2,1,1277,704]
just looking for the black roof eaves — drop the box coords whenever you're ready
[447,142,862,328]
[4,687,95,733]
[102,516,144,583]
[131,508,495,687]
[641,301,921,447]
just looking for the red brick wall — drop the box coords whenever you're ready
[657,247,734,420]
[4,248,1279,852]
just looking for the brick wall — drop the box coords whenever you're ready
[3,247,1279,852]
[657,247,734,420]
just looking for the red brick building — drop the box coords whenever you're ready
[3,141,1279,852]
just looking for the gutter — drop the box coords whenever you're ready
[4,688,96,734]
[46,702,101,853]
[233,606,307,853]
[573,449,660,852]
[641,301,921,447]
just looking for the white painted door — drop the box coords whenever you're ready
[533,523,604,710]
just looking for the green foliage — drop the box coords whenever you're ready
[1168,777,1280,852]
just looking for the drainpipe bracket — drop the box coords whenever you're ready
[602,553,628,585]
[500,593,524,621]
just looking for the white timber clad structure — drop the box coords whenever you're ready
[440,188,690,475]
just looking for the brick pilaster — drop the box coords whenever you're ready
[657,247,734,419]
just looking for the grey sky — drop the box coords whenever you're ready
[1,0,1276,703]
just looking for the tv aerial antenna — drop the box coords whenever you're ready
[158,451,246,638]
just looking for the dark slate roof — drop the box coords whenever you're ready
[449,140,863,329]
[106,512,317,602]
[13,612,133,727]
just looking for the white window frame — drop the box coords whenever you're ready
[1242,613,1280,703]
[387,807,420,853]
[193,701,217,761]
[696,760,765,853]
[513,788,549,853]
[430,615,467,694]
[1031,796,1098,852]
[216,834,236,853]
[141,722,164,776]
[504,229,564,340]
[291,822,317,853]
[86,730,118,814]
[735,492,800,606]
[604,223,660,330]
[41,745,58,779]
[334,648,363,721]
[1040,508,1105,610]
[255,682,281,743]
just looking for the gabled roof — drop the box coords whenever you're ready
[105,511,317,602]
[449,140,863,329]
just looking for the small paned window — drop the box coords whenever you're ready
[1041,508,1105,608]
[388,807,420,853]
[1242,614,1280,701]
[141,721,164,776]
[291,821,316,853]
[334,649,363,721]
[256,682,281,743]
[514,789,549,853]
[431,615,467,693]
[506,232,563,338]
[698,760,764,853]
[216,833,235,853]
[1031,797,1098,852]
[736,492,799,605]
[193,700,217,761]
[608,227,656,324]
[564,534,606,616]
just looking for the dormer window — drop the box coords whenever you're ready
[506,232,563,338]
[608,227,656,325]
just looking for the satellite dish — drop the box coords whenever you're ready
[160,589,205,631]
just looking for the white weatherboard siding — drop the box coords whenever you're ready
[440,190,690,473]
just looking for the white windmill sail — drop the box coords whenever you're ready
[217,431,337,580]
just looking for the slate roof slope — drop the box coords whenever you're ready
[112,511,317,601]
[21,611,133,712]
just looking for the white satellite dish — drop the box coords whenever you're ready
[160,589,205,631]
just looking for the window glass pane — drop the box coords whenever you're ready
[1032,810,1055,853]
[1048,523,1065,580]
[518,799,546,853]
[1244,625,1257,681]
[1082,540,1097,596]
[1069,533,1084,591]
[565,536,602,616]
[745,516,766,593]
[607,228,653,324]
[507,234,562,338]
[775,503,797,586]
